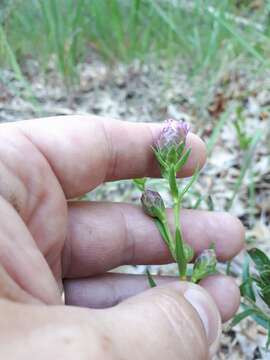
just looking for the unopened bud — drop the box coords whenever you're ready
[155,119,190,152]
[192,249,217,283]
[141,189,165,219]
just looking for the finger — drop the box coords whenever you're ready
[0,197,61,305]
[1,282,220,359]
[199,275,240,322]
[64,273,240,323]
[111,281,221,358]
[62,202,245,277]
[10,116,206,198]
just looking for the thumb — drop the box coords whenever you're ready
[107,281,221,360]
[0,283,221,359]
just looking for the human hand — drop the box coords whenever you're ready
[0,116,244,359]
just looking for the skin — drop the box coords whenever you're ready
[0,116,245,359]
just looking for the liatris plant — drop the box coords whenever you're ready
[134,119,217,284]
[231,248,270,349]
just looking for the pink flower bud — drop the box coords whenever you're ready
[155,119,190,151]
[141,189,165,219]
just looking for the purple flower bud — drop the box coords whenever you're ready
[141,189,165,219]
[192,249,217,283]
[155,119,190,151]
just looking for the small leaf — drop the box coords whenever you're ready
[154,218,170,245]
[248,248,270,274]
[146,269,157,288]
[152,147,167,169]
[266,325,270,349]
[241,255,256,301]
[248,248,270,306]
[133,178,147,191]
[154,218,175,257]
[176,141,185,157]
[192,195,203,209]
[191,249,217,283]
[184,243,194,263]
[175,148,191,173]
[240,280,255,301]
[253,313,270,330]
[179,167,200,201]
[175,228,186,279]
[166,146,178,164]
[259,285,270,308]
[206,195,214,211]
[230,308,258,328]
[241,304,270,330]
[168,165,178,200]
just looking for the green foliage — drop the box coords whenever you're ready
[226,129,262,211]
[139,120,216,281]
[133,178,147,192]
[236,248,270,349]
[0,0,269,83]
[146,269,157,288]
[191,249,217,283]
[248,248,270,307]
[233,107,252,150]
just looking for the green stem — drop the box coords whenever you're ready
[168,164,187,280]
[173,198,187,279]
[160,215,175,256]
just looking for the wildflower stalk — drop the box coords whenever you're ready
[137,119,217,283]
[170,165,186,279]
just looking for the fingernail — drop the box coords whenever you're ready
[184,285,221,356]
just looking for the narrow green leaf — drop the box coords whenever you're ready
[133,178,147,191]
[154,218,170,245]
[167,147,178,165]
[175,228,186,279]
[168,165,178,200]
[154,218,175,258]
[207,110,229,155]
[241,255,256,301]
[175,148,191,173]
[226,130,262,210]
[230,308,258,328]
[242,303,270,330]
[247,248,270,306]
[207,9,265,64]
[183,243,194,263]
[192,195,203,209]
[152,147,167,169]
[146,269,157,288]
[179,167,200,201]
[206,195,214,211]
[248,248,270,273]
[240,281,255,301]
[176,142,185,157]
[266,326,270,349]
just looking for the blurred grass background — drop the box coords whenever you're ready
[0,0,269,86]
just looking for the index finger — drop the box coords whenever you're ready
[11,116,206,198]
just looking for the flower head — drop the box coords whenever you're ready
[191,249,217,283]
[141,189,165,219]
[155,119,190,152]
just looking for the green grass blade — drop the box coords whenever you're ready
[207,110,229,155]
[146,269,157,288]
[231,308,259,328]
[226,129,262,210]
